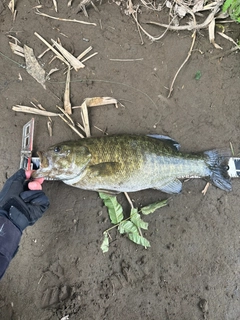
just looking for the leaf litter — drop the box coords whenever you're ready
[99,192,169,252]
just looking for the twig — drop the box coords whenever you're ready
[168,30,196,98]
[124,192,134,209]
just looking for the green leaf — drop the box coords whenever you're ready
[222,0,233,12]
[128,233,151,248]
[101,232,109,253]
[99,192,124,224]
[141,199,168,215]
[130,208,148,230]
[118,220,139,234]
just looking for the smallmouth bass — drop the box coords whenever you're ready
[33,134,232,194]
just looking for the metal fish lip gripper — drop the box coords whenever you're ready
[20,118,40,170]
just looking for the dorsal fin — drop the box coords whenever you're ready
[147,134,180,151]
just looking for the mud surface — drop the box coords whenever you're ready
[1,1,240,319]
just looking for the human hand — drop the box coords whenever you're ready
[25,170,44,190]
[0,169,49,231]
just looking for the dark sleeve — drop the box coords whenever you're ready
[0,215,21,279]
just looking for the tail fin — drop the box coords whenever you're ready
[204,150,232,192]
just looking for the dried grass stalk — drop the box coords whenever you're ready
[80,101,91,137]
[64,67,72,114]
[9,42,24,57]
[76,46,93,60]
[208,19,222,49]
[51,39,85,71]
[8,0,14,13]
[52,0,58,12]
[34,32,69,66]
[12,105,60,116]
[85,97,119,108]
[35,9,97,26]
[56,105,75,126]
[58,114,85,138]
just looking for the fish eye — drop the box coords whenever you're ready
[54,146,61,153]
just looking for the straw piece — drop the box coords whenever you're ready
[35,9,97,26]
[58,114,85,138]
[52,0,57,12]
[208,19,222,49]
[9,42,24,57]
[34,32,69,66]
[81,52,98,63]
[56,105,74,126]
[63,67,72,114]
[85,96,119,108]
[51,39,85,71]
[12,105,60,116]
[80,101,91,137]
[76,46,93,60]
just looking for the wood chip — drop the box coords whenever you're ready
[24,45,46,89]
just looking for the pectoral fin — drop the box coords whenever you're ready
[88,162,121,177]
[156,179,182,194]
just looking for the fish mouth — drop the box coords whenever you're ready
[37,151,49,168]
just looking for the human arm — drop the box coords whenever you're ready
[0,169,49,279]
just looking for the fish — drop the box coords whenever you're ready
[32,134,232,194]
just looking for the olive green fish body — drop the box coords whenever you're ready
[34,135,232,194]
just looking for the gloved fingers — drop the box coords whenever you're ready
[20,190,50,207]
[7,169,26,183]
[0,169,26,203]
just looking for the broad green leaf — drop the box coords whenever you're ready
[128,233,151,248]
[141,199,168,215]
[101,232,109,253]
[130,208,148,230]
[99,192,124,224]
[118,220,139,235]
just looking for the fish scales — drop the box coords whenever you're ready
[33,134,232,194]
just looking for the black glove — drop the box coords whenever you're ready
[0,169,49,232]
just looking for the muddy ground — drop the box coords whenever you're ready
[0,1,240,319]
